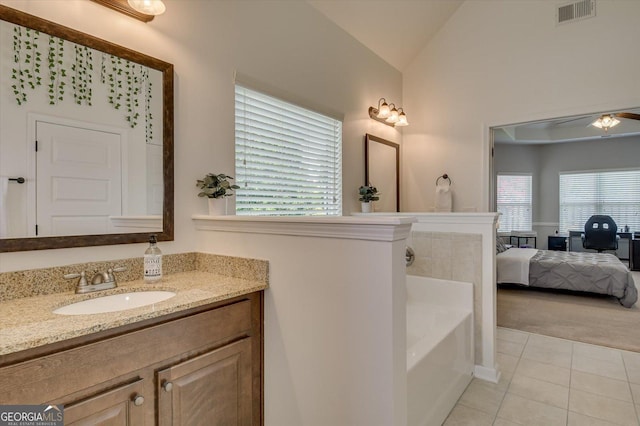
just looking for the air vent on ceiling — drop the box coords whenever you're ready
[557,0,596,25]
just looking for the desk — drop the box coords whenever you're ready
[548,235,567,251]
[509,232,537,248]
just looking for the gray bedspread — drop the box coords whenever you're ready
[528,250,638,308]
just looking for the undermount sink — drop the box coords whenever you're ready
[53,291,176,315]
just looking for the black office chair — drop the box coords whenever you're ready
[581,215,619,253]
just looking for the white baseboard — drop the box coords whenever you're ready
[474,364,501,383]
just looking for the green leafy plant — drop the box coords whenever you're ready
[358,185,380,202]
[197,173,241,199]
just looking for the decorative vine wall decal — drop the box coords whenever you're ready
[11,26,42,105]
[72,45,93,106]
[47,35,66,105]
[10,24,154,141]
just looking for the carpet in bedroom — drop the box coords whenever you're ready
[497,273,640,353]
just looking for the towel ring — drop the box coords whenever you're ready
[436,174,451,186]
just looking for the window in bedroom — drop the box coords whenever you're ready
[559,169,640,234]
[234,85,342,216]
[496,173,532,232]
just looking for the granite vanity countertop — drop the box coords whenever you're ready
[0,271,267,356]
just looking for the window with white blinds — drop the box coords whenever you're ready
[234,85,342,216]
[496,174,532,232]
[559,169,640,233]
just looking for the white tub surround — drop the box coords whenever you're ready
[358,212,501,383]
[406,275,473,426]
[192,215,415,426]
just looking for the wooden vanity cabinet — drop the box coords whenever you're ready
[0,291,263,425]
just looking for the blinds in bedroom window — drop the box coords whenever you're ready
[234,85,343,216]
[497,174,532,232]
[559,169,640,234]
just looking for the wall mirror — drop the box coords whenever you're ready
[0,5,173,252]
[365,134,399,212]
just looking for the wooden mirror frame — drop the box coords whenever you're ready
[365,134,400,212]
[0,5,174,252]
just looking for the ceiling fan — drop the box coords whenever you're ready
[591,112,640,131]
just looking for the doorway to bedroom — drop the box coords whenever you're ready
[489,108,640,352]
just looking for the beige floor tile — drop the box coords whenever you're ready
[622,350,640,370]
[626,366,640,385]
[492,419,520,426]
[507,374,569,409]
[497,338,525,357]
[515,357,571,387]
[570,370,633,402]
[497,327,529,344]
[567,411,622,426]
[631,383,640,404]
[569,389,638,426]
[497,352,520,373]
[496,393,567,426]
[573,342,623,364]
[572,354,628,381]
[495,367,514,392]
[521,344,572,369]
[443,404,494,426]
[457,380,506,417]
[526,334,573,354]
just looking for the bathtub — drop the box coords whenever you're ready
[407,275,474,426]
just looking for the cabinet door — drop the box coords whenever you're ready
[158,338,252,426]
[63,380,146,426]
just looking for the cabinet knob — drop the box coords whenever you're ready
[132,395,145,406]
[163,381,173,392]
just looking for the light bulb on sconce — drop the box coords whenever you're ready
[395,108,409,127]
[128,0,166,15]
[368,98,408,128]
[386,104,400,124]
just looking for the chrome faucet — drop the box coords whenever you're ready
[65,266,127,294]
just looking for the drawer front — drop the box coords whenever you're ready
[0,300,252,403]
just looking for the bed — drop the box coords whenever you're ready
[496,247,638,308]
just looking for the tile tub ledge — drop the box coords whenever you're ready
[192,214,416,242]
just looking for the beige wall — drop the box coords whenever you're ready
[0,0,402,271]
[402,0,640,213]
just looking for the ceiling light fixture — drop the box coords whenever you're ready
[369,98,409,127]
[591,114,620,131]
[90,0,165,22]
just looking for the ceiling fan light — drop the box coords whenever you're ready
[127,0,166,15]
[592,114,620,130]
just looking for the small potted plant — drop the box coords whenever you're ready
[196,173,240,215]
[358,184,380,213]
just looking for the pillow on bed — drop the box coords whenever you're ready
[496,239,508,254]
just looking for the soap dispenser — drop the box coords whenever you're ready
[144,234,162,283]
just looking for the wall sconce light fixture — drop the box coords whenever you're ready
[90,0,166,22]
[591,114,620,131]
[369,98,408,127]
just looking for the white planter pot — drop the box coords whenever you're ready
[361,202,372,213]
[208,197,227,215]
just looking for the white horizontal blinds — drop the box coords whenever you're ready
[559,170,640,233]
[496,174,532,232]
[235,85,342,216]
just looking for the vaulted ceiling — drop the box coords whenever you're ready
[306,0,464,72]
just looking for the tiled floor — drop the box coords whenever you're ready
[444,327,640,425]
